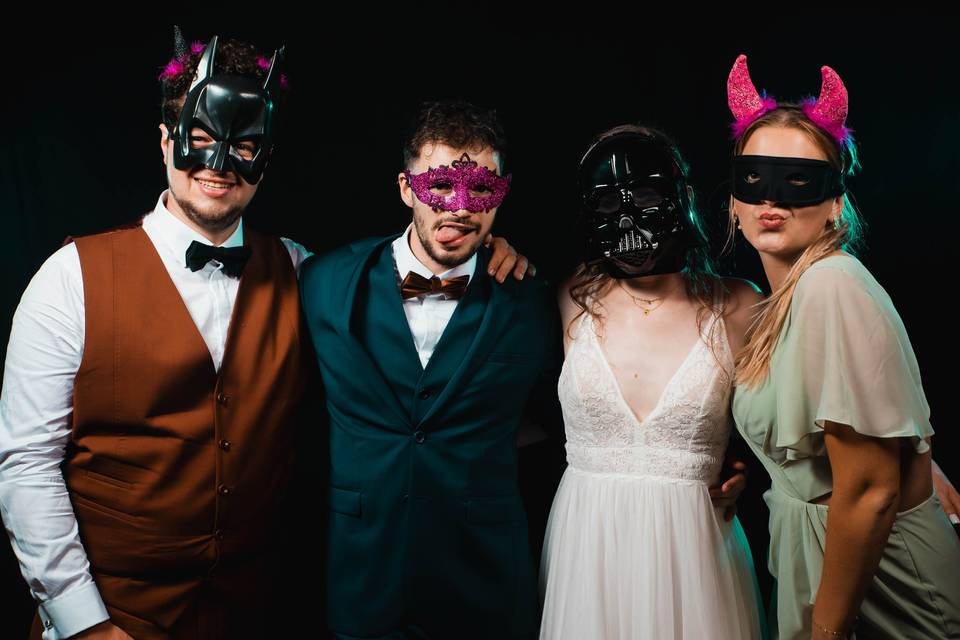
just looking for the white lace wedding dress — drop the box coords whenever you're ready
[539,308,765,640]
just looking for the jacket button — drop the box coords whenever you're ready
[414,430,426,444]
[418,389,431,400]
[218,439,231,451]
[218,484,232,496]
[214,529,225,540]
[216,392,229,406]
[402,494,409,503]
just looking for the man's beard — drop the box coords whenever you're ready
[412,211,480,268]
[170,189,245,235]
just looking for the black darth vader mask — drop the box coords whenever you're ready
[168,35,284,185]
[578,131,696,278]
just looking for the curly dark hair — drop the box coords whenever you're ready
[401,100,507,171]
[159,36,288,130]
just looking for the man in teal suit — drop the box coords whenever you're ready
[299,100,559,639]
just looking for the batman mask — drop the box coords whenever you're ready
[167,35,284,185]
[578,131,696,278]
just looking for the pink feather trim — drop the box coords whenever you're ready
[730,96,778,139]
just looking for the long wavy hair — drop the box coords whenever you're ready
[729,104,865,388]
[567,124,729,377]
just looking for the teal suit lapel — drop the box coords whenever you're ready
[418,247,517,427]
[334,234,413,429]
[412,257,489,425]
[360,237,427,419]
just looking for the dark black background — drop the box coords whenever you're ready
[2,20,957,637]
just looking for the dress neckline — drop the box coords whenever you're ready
[584,312,716,428]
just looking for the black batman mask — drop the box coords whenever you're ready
[168,35,284,185]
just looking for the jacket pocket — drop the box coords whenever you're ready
[83,468,135,489]
[466,495,519,525]
[71,492,144,526]
[328,486,362,517]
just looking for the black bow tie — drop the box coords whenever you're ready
[184,241,252,278]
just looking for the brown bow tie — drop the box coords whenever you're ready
[400,271,470,300]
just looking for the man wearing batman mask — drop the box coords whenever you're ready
[0,32,528,640]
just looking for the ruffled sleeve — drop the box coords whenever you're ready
[771,261,933,458]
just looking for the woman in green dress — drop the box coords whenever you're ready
[725,54,960,640]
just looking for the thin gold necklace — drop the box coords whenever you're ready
[617,280,668,316]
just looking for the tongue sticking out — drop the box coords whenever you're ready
[437,226,469,244]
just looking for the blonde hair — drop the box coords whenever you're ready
[730,105,865,388]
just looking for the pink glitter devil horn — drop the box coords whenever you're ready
[804,65,850,144]
[727,54,777,138]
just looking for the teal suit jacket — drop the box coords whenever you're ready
[299,233,560,639]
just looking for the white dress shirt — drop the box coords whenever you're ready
[391,224,477,369]
[0,190,311,639]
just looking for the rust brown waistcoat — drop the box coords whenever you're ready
[36,223,307,638]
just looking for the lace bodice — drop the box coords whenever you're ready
[558,304,735,483]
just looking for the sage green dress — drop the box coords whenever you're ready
[732,253,960,640]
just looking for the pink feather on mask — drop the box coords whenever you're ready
[159,59,185,81]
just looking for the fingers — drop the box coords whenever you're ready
[722,473,747,495]
[710,472,746,498]
[486,237,516,282]
[482,232,493,247]
[495,249,518,282]
[932,463,960,525]
[512,256,529,281]
[940,485,960,525]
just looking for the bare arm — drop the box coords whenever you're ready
[709,277,765,519]
[811,421,902,639]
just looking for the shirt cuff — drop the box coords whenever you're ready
[37,581,109,639]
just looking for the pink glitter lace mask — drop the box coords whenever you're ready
[403,153,512,213]
[727,53,851,146]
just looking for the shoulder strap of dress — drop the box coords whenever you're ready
[699,282,729,351]
[711,280,725,312]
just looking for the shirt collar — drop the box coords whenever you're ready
[142,189,244,270]
[391,223,477,286]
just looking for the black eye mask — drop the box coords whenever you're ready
[732,155,845,207]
